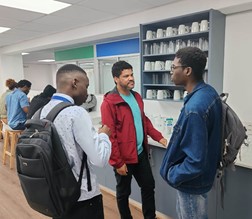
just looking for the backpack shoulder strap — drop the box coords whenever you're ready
[32,107,43,120]
[218,92,229,209]
[46,102,73,122]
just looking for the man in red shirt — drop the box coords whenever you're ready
[101,61,167,219]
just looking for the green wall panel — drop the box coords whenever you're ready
[55,46,94,61]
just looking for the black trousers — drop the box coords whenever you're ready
[114,151,156,219]
[53,194,104,219]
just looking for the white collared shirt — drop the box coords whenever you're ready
[40,93,111,201]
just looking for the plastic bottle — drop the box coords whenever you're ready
[165,117,174,137]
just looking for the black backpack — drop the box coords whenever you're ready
[16,102,92,218]
[220,93,248,168]
[218,93,248,208]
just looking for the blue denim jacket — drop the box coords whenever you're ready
[160,81,222,194]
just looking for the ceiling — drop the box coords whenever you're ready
[0,0,179,64]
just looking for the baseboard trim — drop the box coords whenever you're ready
[99,185,173,219]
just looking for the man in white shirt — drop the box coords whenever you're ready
[40,64,111,219]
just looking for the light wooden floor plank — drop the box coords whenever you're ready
[0,140,144,219]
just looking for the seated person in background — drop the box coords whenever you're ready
[80,94,97,112]
[6,79,32,130]
[27,84,56,119]
[0,79,17,119]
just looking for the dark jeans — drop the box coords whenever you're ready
[53,195,104,219]
[114,151,156,219]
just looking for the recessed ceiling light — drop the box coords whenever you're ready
[21,52,30,55]
[38,59,55,62]
[0,26,10,33]
[0,0,71,14]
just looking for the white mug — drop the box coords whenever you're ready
[191,22,200,33]
[200,20,208,31]
[157,90,164,100]
[173,90,181,101]
[155,61,165,70]
[146,89,153,99]
[144,61,151,71]
[146,30,153,39]
[165,60,172,70]
[166,27,173,37]
[168,41,175,53]
[178,24,190,35]
[156,28,164,38]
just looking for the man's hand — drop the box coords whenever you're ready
[116,164,128,176]
[98,124,111,137]
[159,138,167,147]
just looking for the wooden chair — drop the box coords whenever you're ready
[0,118,7,139]
[0,121,2,139]
[1,120,22,169]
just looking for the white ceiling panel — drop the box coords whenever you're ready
[139,0,179,6]
[0,5,44,22]
[0,39,17,46]
[15,22,63,33]
[0,0,187,62]
[0,34,31,42]
[78,0,153,15]
[30,14,88,30]
[51,5,115,24]
[0,17,24,27]
[2,28,42,38]
[32,15,76,26]
[58,0,84,3]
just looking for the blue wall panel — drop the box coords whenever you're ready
[96,38,139,57]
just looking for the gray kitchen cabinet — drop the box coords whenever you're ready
[140,9,225,100]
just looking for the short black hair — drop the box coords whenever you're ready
[42,85,56,98]
[56,64,86,76]
[175,47,207,81]
[112,61,133,78]
[17,79,32,88]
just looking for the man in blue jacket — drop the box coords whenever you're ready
[160,47,222,219]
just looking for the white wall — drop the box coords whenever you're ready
[223,10,252,122]
[0,54,24,93]
[23,64,55,91]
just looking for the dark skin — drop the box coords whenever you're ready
[19,86,31,113]
[56,70,111,136]
[171,57,198,93]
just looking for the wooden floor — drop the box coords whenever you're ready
[0,140,144,219]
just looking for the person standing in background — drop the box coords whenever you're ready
[27,84,56,119]
[101,60,167,219]
[160,47,222,219]
[40,64,111,219]
[0,79,17,119]
[6,79,32,130]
